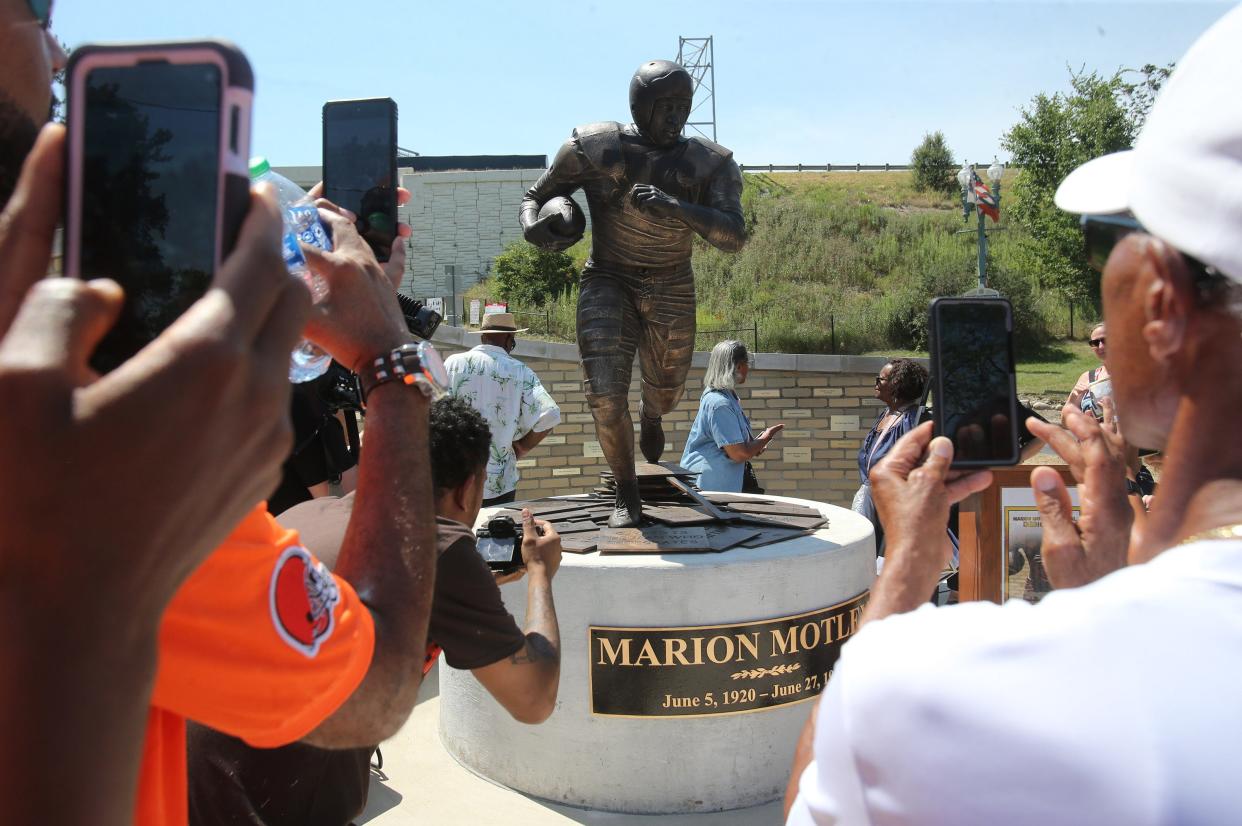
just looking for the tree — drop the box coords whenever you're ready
[1118,62,1175,131]
[910,131,957,196]
[1001,70,1137,308]
[491,240,578,309]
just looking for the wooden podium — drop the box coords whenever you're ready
[957,464,1076,603]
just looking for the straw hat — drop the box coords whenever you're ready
[475,312,528,334]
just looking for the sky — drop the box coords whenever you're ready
[53,1,1231,168]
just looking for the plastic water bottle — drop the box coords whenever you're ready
[249,156,333,382]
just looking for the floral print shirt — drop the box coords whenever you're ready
[444,344,562,498]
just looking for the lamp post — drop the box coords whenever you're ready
[957,158,1005,294]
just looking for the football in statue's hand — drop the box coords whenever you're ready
[537,195,587,241]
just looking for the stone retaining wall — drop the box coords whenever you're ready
[431,327,895,508]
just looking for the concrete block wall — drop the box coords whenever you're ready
[399,168,558,304]
[273,165,564,316]
[431,327,892,508]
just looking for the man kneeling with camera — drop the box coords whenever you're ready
[187,396,563,826]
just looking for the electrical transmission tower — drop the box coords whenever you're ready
[676,36,716,142]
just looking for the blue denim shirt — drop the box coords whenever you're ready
[856,405,926,484]
[680,390,752,492]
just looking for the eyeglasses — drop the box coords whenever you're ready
[1081,214,1141,271]
[25,0,51,29]
[1081,213,1226,293]
[874,375,889,387]
[1089,338,1106,348]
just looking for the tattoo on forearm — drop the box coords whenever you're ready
[510,633,559,666]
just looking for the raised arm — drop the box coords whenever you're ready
[295,207,439,748]
[472,512,563,723]
[630,157,747,252]
[682,158,747,251]
[0,127,309,825]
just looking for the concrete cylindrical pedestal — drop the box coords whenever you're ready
[439,495,874,814]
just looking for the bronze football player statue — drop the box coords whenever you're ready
[520,59,747,527]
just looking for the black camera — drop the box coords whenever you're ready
[318,361,364,413]
[485,515,545,542]
[474,515,543,572]
[397,293,442,340]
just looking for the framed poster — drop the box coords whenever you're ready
[1000,485,1080,602]
[957,465,1077,604]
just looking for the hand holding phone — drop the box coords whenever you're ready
[868,422,994,585]
[64,40,254,374]
[520,510,562,580]
[297,205,411,374]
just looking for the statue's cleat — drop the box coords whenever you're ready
[639,415,665,464]
[607,479,643,528]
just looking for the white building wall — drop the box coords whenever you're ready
[399,168,548,320]
[273,164,590,324]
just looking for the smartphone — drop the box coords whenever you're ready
[64,41,253,374]
[322,98,398,262]
[928,297,1020,468]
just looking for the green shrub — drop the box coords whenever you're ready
[910,131,958,196]
[491,240,578,308]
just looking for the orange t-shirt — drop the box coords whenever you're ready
[134,503,375,826]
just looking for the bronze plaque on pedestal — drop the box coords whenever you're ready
[589,592,869,717]
[704,525,763,551]
[643,505,716,526]
[597,526,713,553]
[726,502,823,518]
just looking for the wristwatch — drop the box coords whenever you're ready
[1125,478,1143,496]
[359,340,448,403]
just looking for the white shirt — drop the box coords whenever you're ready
[788,539,1242,826]
[444,344,561,498]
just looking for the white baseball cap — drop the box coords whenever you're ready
[1055,4,1242,283]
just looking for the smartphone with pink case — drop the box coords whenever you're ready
[63,41,254,373]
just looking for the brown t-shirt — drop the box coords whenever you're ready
[187,497,526,826]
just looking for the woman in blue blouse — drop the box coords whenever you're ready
[852,358,932,555]
[680,340,784,492]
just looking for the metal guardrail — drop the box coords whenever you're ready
[739,162,1015,173]
[739,163,913,173]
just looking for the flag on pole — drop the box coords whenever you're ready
[971,168,1000,222]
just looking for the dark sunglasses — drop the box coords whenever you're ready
[1081,214,1141,271]
[1089,338,1106,347]
[26,0,51,28]
[1081,213,1226,292]
[874,375,888,386]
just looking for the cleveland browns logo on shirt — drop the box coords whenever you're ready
[268,545,340,657]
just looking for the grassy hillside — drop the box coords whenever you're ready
[867,340,1100,398]
[468,170,1097,361]
[693,170,1077,355]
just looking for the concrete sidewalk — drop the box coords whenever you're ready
[357,664,783,826]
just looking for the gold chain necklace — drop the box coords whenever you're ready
[1178,523,1242,546]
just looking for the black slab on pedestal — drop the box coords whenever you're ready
[494,467,829,555]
